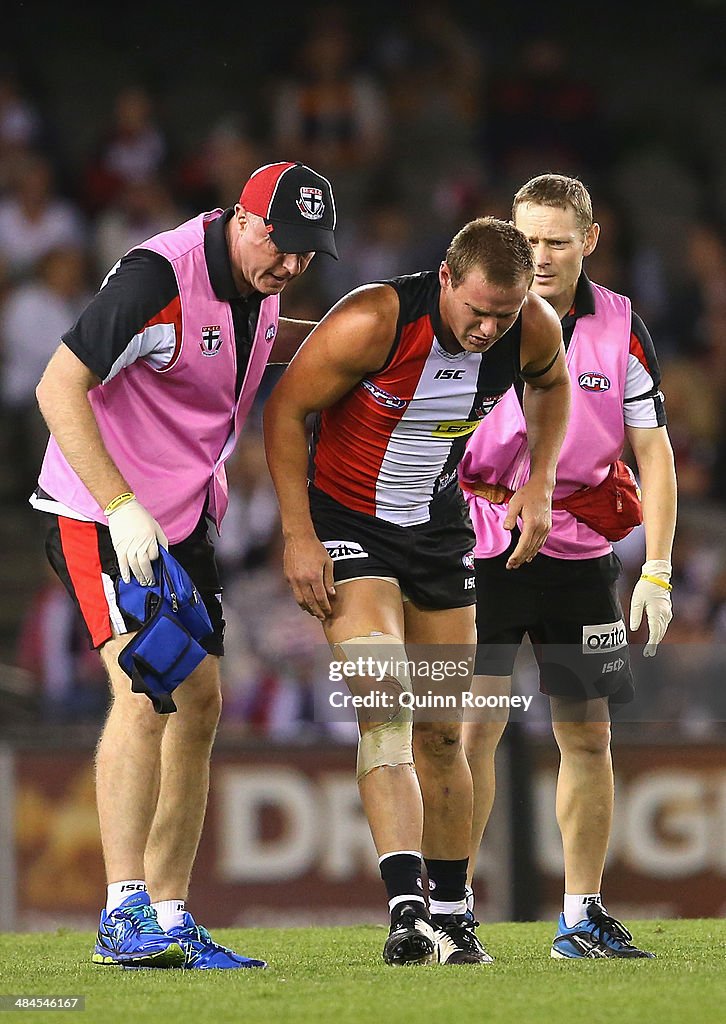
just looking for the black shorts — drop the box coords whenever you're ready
[309,486,477,610]
[44,514,225,655]
[475,532,634,704]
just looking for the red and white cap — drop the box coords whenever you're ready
[240,161,338,259]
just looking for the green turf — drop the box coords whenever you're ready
[0,921,724,1024]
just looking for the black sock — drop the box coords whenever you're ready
[379,852,425,917]
[424,857,468,903]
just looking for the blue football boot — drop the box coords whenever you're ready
[92,892,185,967]
[167,912,267,969]
[551,902,655,959]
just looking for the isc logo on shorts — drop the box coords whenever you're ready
[323,540,369,561]
[582,620,627,654]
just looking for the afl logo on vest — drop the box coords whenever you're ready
[200,325,222,356]
[578,371,611,392]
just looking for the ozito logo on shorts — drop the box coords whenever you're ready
[582,620,627,654]
[360,379,407,410]
[578,371,611,392]
[323,540,369,561]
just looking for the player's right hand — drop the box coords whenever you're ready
[107,499,169,586]
[283,534,336,620]
[503,478,553,568]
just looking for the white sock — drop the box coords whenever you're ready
[106,880,146,913]
[429,898,468,917]
[563,893,602,928]
[153,899,187,931]
[388,894,426,914]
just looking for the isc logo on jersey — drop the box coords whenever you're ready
[582,620,627,654]
[579,371,611,392]
[434,368,467,380]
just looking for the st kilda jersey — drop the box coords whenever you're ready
[309,271,522,526]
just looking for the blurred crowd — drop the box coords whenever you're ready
[1,5,725,736]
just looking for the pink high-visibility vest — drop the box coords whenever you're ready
[460,281,630,560]
[38,211,279,543]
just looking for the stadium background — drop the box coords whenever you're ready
[0,0,724,931]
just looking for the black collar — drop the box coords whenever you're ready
[562,272,596,325]
[204,207,256,303]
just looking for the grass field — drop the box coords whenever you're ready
[0,920,724,1024]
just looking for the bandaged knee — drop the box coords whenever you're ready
[332,633,413,780]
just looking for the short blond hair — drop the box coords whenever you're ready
[512,174,593,235]
[446,216,534,288]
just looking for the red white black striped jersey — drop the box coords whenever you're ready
[310,271,523,526]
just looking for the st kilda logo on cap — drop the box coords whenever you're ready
[297,186,325,220]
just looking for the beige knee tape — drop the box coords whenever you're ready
[356,717,414,780]
[332,633,414,779]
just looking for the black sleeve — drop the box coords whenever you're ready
[61,250,179,381]
[624,310,662,401]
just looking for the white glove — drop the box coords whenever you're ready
[629,559,673,657]
[107,498,169,585]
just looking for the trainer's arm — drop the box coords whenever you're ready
[36,344,168,585]
[269,316,318,363]
[36,344,131,508]
[506,291,570,569]
[627,425,676,563]
[264,285,398,619]
[626,424,677,654]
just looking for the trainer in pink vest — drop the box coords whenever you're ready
[460,282,630,560]
[38,211,280,544]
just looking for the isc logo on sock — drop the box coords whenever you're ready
[582,620,627,654]
[120,883,146,892]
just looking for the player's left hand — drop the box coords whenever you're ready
[503,479,552,569]
[629,559,673,656]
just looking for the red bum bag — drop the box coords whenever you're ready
[461,460,643,542]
